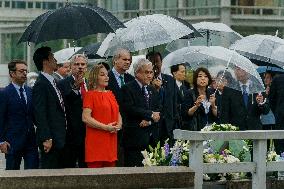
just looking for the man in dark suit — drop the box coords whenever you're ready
[269,74,284,154]
[146,51,178,145]
[57,54,88,168]
[106,48,134,166]
[107,48,134,106]
[121,58,161,167]
[32,46,67,169]
[171,63,190,129]
[0,60,39,170]
[221,66,270,130]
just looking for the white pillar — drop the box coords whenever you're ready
[189,141,203,189]
[139,0,144,10]
[27,43,35,71]
[63,39,68,48]
[252,139,267,189]
[178,0,185,17]
[0,33,4,64]
[220,0,231,26]
[97,0,105,8]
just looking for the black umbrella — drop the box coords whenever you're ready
[73,42,103,59]
[18,5,125,44]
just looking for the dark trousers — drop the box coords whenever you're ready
[63,143,87,168]
[117,130,124,167]
[40,147,65,169]
[5,147,39,170]
[159,119,174,147]
[124,148,144,167]
[124,134,158,167]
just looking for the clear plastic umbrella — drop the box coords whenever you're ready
[270,45,284,68]
[229,34,284,68]
[54,47,82,64]
[97,14,197,57]
[162,46,264,94]
[166,22,242,52]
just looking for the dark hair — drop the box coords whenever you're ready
[98,62,110,71]
[33,46,52,71]
[8,59,27,77]
[146,51,162,62]
[192,67,212,89]
[216,71,234,84]
[170,63,185,75]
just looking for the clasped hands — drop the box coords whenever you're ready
[0,141,10,154]
[140,111,160,128]
[152,78,162,90]
[256,93,264,104]
[194,94,216,109]
[72,72,85,90]
[106,122,122,133]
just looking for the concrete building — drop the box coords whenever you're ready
[0,0,284,86]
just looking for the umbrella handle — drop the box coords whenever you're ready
[214,47,236,95]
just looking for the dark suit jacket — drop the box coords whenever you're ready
[107,70,134,106]
[121,80,161,149]
[181,88,217,131]
[57,76,85,146]
[176,82,190,129]
[32,73,66,149]
[159,74,178,135]
[221,86,270,130]
[0,84,37,153]
[269,74,284,129]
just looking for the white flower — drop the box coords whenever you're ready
[203,174,211,181]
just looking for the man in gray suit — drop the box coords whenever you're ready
[52,61,71,81]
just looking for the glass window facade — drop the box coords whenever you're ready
[12,1,26,9]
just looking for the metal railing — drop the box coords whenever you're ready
[111,6,221,21]
[174,129,284,189]
[231,6,284,17]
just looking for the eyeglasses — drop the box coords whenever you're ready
[14,69,28,74]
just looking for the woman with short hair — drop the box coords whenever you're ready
[181,67,217,131]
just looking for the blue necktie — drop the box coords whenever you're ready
[19,87,27,108]
[242,85,248,108]
[143,86,150,108]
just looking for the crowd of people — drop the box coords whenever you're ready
[0,46,283,170]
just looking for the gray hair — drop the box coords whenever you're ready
[133,58,152,76]
[112,48,130,63]
[69,53,88,64]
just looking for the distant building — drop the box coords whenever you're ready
[0,0,284,86]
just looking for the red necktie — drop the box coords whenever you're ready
[80,82,87,99]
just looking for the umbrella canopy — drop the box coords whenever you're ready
[162,46,264,93]
[96,14,197,57]
[257,66,284,74]
[229,34,284,68]
[54,47,82,64]
[166,22,242,52]
[18,5,125,44]
[73,42,103,59]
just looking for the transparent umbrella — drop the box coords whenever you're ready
[162,46,264,94]
[166,22,242,52]
[54,47,82,64]
[270,45,284,68]
[229,34,284,68]
[97,14,197,57]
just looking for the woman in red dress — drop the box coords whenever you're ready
[82,64,122,168]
